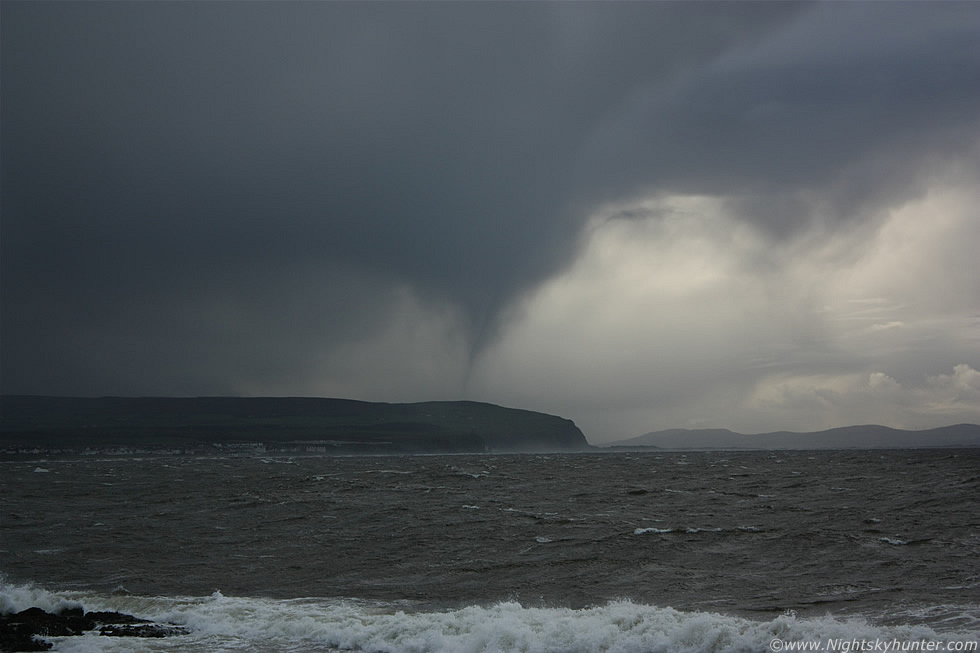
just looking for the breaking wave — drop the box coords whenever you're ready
[3,579,976,653]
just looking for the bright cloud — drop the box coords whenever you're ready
[471,175,980,442]
[4,2,979,443]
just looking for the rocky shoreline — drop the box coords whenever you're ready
[0,606,186,652]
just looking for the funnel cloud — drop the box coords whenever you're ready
[3,2,979,442]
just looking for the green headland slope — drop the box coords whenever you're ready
[0,395,591,455]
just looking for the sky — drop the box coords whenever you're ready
[2,2,979,443]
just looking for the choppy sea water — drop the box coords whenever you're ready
[2,450,978,652]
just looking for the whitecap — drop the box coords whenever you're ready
[0,579,82,615]
[53,594,980,653]
[4,580,977,653]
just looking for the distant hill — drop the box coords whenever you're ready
[605,424,980,450]
[0,395,591,455]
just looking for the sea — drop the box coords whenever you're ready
[1,449,978,652]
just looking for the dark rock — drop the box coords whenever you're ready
[84,611,149,625]
[0,614,52,651]
[3,607,91,637]
[0,609,56,652]
[0,606,185,652]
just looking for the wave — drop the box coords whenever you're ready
[633,526,764,536]
[2,580,977,653]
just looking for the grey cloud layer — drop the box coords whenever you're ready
[2,2,978,403]
[580,3,980,232]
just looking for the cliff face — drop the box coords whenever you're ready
[0,396,591,454]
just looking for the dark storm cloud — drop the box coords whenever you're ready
[578,2,980,234]
[2,1,977,397]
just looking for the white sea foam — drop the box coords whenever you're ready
[633,526,763,536]
[26,593,972,653]
[0,578,82,615]
[4,582,977,653]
